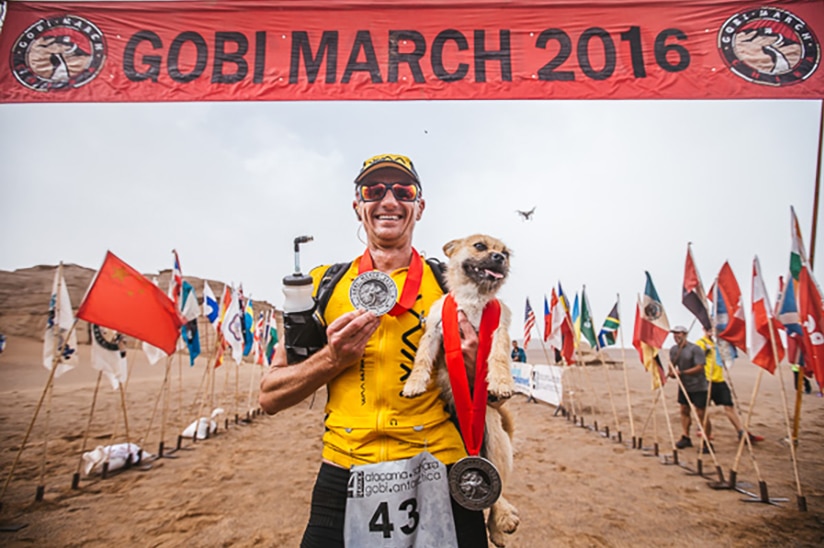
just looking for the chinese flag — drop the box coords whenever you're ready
[77,251,183,354]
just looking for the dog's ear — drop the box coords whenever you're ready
[443,238,463,258]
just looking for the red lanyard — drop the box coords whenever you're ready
[442,294,501,456]
[358,248,423,316]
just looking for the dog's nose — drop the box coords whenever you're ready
[491,252,505,263]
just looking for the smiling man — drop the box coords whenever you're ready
[260,154,489,547]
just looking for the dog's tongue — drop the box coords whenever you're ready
[484,269,504,279]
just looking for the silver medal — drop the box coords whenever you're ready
[448,456,501,510]
[349,271,398,316]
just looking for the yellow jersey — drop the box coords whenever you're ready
[311,257,467,468]
[696,336,724,383]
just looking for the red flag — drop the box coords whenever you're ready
[797,265,824,387]
[546,288,575,364]
[710,262,748,354]
[750,257,784,374]
[682,244,711,330]
[77,251,184,355]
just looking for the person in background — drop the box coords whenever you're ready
[696,329,764,443]
[668,325,710,452]
[511,340,527,363]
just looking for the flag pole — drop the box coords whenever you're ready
[72,372,103,489]
[0,318,78,506]
[534,327,565,411]
[616,294,635,443]
[35,383,55,501]
[808,99,823,268]
[767,318,806,511]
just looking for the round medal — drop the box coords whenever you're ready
[448,456,502,510]
[349,271,398,316]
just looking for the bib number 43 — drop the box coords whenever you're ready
[369,498,419,538]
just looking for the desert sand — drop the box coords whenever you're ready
[1,334,823,547]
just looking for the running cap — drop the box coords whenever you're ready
[355,154,421,185]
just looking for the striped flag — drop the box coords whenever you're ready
[598,300,620,348]
[709,262,747,354]
[633,295,667,389]
[543,295,551,342]
[523,298,536,349]
[639,271,670,349]
[203,281,219,327]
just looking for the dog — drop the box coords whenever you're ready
[402,234,519,547]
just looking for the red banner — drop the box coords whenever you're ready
[1,0,822,103]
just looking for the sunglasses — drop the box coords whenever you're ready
[357,182,420,202]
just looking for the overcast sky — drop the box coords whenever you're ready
[0,99,820,346]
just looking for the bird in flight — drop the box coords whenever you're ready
[516,207,536,221]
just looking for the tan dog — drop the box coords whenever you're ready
[402,234,519,547]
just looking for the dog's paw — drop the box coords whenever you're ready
[488,497,520,546]
[487,374,515,400]
[401,372,429,398]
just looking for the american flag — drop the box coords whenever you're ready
[523,298,536,349]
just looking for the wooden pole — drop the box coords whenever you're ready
[35,383,55,501]
[1,319,78,503]
[73,372,103,488]
[730,369,765,483]
[767,317,806,510]
[534,326,565,408]
[616,294,635,441]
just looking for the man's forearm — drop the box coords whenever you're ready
[259,346,344,414]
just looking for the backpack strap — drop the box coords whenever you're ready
[315,261,351,324]
[425,257,449,293]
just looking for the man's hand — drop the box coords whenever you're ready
[326,308,381,370]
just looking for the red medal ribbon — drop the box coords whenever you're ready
[442,294,501,456]
[358,248,423,317]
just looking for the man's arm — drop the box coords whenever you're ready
[259,309,380,414]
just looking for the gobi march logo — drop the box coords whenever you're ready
[11,15,106,92]
[718,7,820,86]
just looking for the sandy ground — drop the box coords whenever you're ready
[1,335,823,547]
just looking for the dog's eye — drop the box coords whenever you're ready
[501,250,510,258]
[473,242,487,252]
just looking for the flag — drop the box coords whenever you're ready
[90,324,128,390]
[776,274,803,338]
[638,271,670,349]
[171,249,183,309]
[546,289,562,349]
[572,293,581,342]
[597,300,620,348]
[265,309,279,365]
[797,264,824,387]
[790,206,808,282]
[43,264,78,378]
[253,311,265,365]
[580,287,597,348]
[750,256,785,374]
[221,286,244,364]
[632,296,666,389]
[76,251,184,355]
[141,276,168,365]
[523,298,536,349]
[203,281,219,326]
[709,262,747,354]
[243,297,254,356]
[180,281,201,366]
[543,295,551,342]
[682,244,711,330]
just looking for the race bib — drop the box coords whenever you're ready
[344,451,458,548]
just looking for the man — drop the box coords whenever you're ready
[667,325,710,452]
[260,154,488,547]
[511,340,527,363]
[696,329,764,443]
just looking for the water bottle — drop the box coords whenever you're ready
[283,236,324,364]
